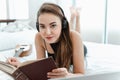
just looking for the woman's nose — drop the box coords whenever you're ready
[45,28,51,35]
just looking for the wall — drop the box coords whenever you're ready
[28,0,120,45]
[28,0,57,28]
[107,0,120,45]
[28,0,76,20]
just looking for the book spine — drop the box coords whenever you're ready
[12,69,30,80]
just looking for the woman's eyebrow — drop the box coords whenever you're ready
[49,22,56,25]
[39,23,44,25]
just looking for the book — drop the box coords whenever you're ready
[0,57,57,80]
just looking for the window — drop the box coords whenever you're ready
[107,0,120,44]
[0,0,29,19]
[67,0,106,43]
[0,0,7,19]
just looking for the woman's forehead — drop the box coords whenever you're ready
[38,13,61,23]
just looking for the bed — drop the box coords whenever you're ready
[84,42,120,74]
[0,20,120,80]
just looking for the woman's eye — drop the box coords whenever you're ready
[40,25,45,29]
[51,24,57,28]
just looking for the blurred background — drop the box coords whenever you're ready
[0,0,120,45]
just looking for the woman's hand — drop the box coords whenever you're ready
[7,57,21,67]
[47,67,72,79]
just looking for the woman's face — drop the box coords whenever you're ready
[38,13,62,43]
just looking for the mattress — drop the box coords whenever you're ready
[0,41,120,80]
[84,42,120,75]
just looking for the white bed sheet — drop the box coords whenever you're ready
[84,42,120,75]
[0,42,120,80]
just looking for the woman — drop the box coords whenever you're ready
[7,3,85,79]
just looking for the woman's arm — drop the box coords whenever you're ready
[35,33,46,59]
[71,30,85,74]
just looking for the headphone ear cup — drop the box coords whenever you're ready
[36,22,39,32]
[62,19,68,29]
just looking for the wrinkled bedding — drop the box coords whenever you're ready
[0,41,120,79]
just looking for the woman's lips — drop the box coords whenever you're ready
[46,37,53,40]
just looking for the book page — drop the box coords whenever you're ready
[0,61,17,74]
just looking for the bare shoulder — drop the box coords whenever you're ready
[35,33,46,59]
[35,32,44,46]
[70,30,82,41]
[70,30,83,49]
[35,32,41,39]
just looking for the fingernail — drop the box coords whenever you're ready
[47,73,50,75]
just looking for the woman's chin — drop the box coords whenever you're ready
[45,39,56,44]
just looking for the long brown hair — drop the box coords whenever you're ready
[37,3,73,70]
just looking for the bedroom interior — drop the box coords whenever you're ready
[0,0,120,80]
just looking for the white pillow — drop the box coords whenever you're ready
[0,30,37,51]
[15,19,34,30]
[0,19,34,32]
